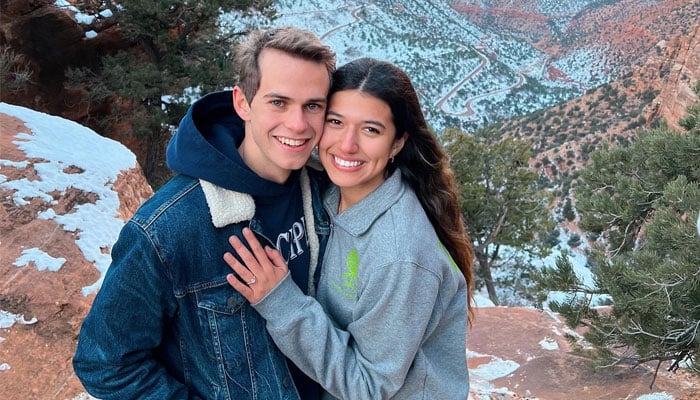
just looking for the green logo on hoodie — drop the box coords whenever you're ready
[332,248,359,299]
[438,240,460,273]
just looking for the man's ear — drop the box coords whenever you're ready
[232,86,251,120]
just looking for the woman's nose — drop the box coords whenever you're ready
[339,129,358,153]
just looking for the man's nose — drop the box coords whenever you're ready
[285,107,307,133]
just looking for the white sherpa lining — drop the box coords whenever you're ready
[300,168,319,295]
[199,179,255,227]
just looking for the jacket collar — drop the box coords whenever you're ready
[199,167,313,229]
[199,179,255,227]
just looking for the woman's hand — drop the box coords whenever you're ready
[224,227,289,304]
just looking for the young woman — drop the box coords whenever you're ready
[225,57,474,399]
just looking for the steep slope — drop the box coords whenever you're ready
[469,307,700,399]
[495,19,699,199]
[267,0,582,132]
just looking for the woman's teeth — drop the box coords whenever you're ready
[334,156,362,167]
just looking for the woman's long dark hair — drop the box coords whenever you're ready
[330,58,475,323]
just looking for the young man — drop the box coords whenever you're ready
[73,27,335,399]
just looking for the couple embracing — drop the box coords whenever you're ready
[73,26,474,400]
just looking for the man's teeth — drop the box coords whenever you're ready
[334,156,362,168]
[278,137,306,147]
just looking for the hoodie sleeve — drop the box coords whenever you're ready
[252,261,441,399]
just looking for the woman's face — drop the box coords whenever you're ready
[319,90,406,208]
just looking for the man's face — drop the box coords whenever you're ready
[234,48,330,183]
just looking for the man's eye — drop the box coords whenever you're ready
[306,103,323,112]
[271,100,283,107]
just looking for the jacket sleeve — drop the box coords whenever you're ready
[253,262,440,399]
[73,221,191,400]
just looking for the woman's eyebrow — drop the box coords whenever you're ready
[326,110,386,129]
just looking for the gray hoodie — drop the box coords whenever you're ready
[254,170,470,399]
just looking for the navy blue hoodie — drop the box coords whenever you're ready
[166,90,321,399]
[166,91,312,288]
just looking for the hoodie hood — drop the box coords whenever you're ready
[166,90,298,197]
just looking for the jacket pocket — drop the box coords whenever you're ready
[196,281,246,315]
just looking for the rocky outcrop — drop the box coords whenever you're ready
[0,105,152,400]
[652,22,700,131]
[0,0,125,122]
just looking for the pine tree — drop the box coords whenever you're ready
[534,82,700,382]
[66,0,275,187]
[679,80,700,133]
[443,127,555,305]
[562,197,576,221]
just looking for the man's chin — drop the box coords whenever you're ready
[278,155,313,171]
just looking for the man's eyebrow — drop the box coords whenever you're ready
[262,92,327,104]
[262,92,290,100]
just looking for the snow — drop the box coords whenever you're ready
[468,351,521,381]
[638,394,674,400]
[539,336,559,350]
[0,102,137,296]
[54,0,95,25]
[467,350,520,400]
[0,103,138,399]
[56,0,597,135]
[0,310,37,329]
[0,309,38,371]
[13,248,66,272]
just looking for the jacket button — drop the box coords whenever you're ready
[283,377,291,387]
[227,296,236,308]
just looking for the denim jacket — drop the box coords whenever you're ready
[73,168,330,399]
